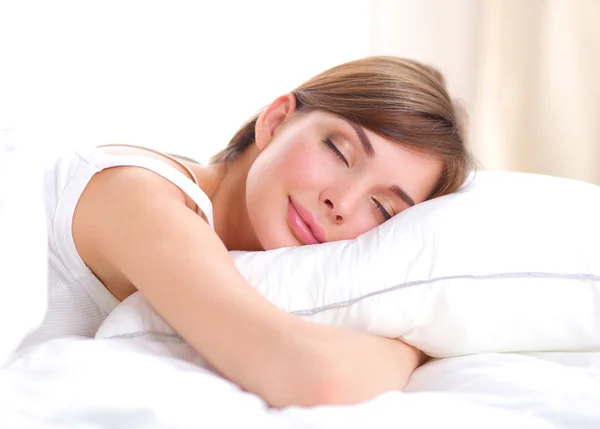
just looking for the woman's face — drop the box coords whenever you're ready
[245,97,443,250]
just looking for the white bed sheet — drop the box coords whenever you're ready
[1,335,599,429]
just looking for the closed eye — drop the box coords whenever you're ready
[322,138,349,167]
[372,198,392,221]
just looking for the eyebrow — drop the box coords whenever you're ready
[348,122,375,158]
[347,121,416,208]
[390,185,415,207]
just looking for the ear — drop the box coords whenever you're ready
[254,93,297,151]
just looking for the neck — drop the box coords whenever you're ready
[186,146,262,251]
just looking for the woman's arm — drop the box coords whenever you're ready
[73,166,426,407]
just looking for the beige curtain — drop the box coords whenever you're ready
[371,0,600,184]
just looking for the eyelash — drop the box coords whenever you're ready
[372,198,391,221]
[322,138,349,167]
[322,138,391,221]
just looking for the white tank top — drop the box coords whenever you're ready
[19,145,214,349]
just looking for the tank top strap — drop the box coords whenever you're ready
[79,147,214,229]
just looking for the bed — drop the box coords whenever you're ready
[2,142,600,428]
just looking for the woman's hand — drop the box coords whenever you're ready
[74,166,426,408]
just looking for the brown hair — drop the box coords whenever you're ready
[210,56,476,199]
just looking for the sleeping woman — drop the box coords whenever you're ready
[19,56,475,407]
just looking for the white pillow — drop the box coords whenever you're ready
[97,171,600,358]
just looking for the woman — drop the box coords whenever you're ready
[22,56,474,407]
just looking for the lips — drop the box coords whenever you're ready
[288,198,326,245]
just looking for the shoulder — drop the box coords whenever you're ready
[83,164,190,211]
[97,145,221,223]
[73,163,216,251]
[73,165,191,257]
[72,165,219,299]
[72,165,198,265]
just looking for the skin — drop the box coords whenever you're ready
[72,93,443,408]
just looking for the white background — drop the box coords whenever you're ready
[0,0,371,161]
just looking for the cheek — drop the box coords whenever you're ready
[280,144,330,189]
[244,143,331,250]
[246,141,333,217]
[346,209,380,240]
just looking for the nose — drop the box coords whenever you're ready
[323,198,343,224]
[321,187,359,225]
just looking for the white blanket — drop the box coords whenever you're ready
[1,335,599,428]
